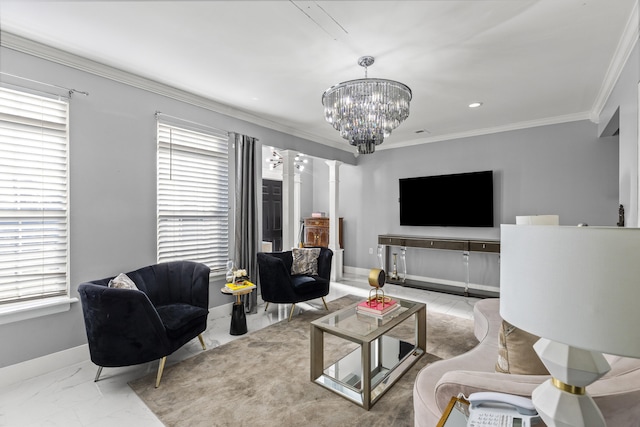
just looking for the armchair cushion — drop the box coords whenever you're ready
[108,273,138,290]
[495,320,549,375]
[291,275,329,294]
[156,303,209,339]
[291,247,320,275]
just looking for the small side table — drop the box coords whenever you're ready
[220,286,254,335]
[437,396,470,427]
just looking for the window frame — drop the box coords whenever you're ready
[156,120,230,274]
[0,85,74,324]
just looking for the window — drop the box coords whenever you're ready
[0,87,69,305]
[157,121,229,273]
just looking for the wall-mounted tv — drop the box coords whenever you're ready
[399,170,494,227]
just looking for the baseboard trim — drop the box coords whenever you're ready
[0,344,90,389]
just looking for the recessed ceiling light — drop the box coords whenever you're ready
[468,102,483,108]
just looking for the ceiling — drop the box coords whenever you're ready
[0,1,636,154]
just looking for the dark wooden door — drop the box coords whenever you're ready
[262,179,282,251]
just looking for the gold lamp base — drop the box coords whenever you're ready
[367,268,391,307]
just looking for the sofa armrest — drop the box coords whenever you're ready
[434,370,547,414]
[78,283,171,366]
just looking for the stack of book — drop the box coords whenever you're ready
[225,280,256,292]
[356,298,399,318]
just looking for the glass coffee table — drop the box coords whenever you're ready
[310,297,426,409]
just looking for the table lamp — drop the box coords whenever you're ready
[500,225,640,427]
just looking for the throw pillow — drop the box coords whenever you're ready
[495,320,549,375]
[108,273,139,290]
[291,248,321,275]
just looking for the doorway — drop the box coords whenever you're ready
[262,179,282,251]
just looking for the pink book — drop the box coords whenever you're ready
[357,298,398,313]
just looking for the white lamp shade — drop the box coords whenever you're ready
[500,225,640,358]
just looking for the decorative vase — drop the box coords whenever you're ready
[225,260,236,284]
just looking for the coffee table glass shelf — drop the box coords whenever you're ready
[310,298,426,409]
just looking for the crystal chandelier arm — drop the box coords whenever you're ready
[321,56,412,154]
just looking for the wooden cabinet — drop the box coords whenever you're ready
[304,217,329,247]
[304,217,343,248]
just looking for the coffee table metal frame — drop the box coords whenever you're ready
[310,298,426,409]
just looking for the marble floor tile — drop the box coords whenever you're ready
[0,272,478,426]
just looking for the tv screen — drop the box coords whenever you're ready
[399,170,494,227]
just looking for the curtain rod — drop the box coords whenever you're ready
[0,72,89,97]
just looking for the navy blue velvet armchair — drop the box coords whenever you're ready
[257,247,333,321]
[78,261,210,387]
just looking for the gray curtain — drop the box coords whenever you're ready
[233,132,259,314]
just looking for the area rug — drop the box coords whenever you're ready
[129,295,478,427]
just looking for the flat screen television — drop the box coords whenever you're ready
[399,170,494,227]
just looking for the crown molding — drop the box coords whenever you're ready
[0,31,350,153]
[380,111,591,151]
[590,0,639,122]
[2,10,634,157]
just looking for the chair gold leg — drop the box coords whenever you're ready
[94,366,103,382]
[288,303,296,322]
[197,334,206,350]
[155,356,167,388]
[322,297,329,311]
[264,302,269,312]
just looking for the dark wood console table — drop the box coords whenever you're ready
[377,234,500,298]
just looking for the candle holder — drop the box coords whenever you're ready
[390,253,399,280]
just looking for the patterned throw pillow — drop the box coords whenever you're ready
[495,320,549,375]
[291,248,321,275]
[108,273,139,290]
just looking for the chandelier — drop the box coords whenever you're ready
[322,56,412,154]
[265,148,308,171]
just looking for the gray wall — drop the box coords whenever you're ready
[1,35,638,368]
[314,120,619,288]
[312,42,640,286]
[599,42,640,227]
[0,46,349,368]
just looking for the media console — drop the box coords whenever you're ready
[377,234,500,298]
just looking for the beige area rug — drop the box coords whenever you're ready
[129,295,478,427]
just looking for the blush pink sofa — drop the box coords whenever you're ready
[413,298,640,426]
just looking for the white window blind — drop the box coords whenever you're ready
[0,87,69,305]
[157,121,229,273]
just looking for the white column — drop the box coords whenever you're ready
[294,172,302,247]
[325,160,343,280]
[281,150,296,250]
